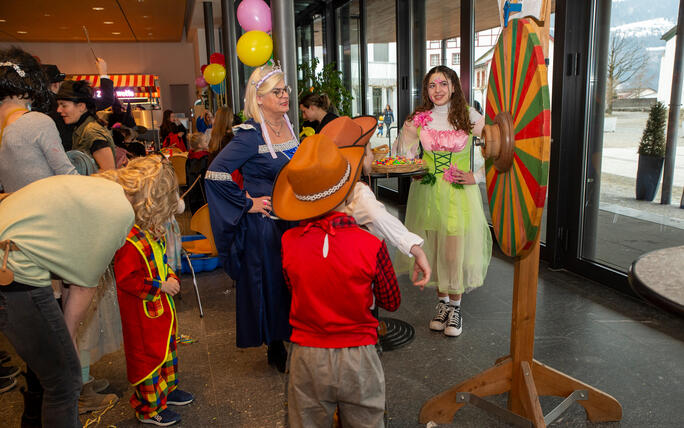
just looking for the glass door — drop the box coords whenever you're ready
[580,0,684,272]
[336,0,362,116]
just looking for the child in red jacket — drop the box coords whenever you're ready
[273,133,400,428]
[101,156,194,426]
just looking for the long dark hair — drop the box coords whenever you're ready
[0,46,51,112]
[160,109,175,137]
[410,65,471,133]
[209,106,234,154]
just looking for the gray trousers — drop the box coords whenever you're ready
[0,285,82,428]
[287,344,385,428]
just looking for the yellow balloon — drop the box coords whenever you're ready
[237,31,273,67]
[203,64,226,85]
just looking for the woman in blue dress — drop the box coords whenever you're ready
[205,65,297,372]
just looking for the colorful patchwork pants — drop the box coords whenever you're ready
[131,332,179,419]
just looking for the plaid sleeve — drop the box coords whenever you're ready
[373,240,400,312]
[141,278,163,301]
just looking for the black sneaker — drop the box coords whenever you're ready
[139,408,181,426]
[0,377,17,394]
[166,389,194,406]
[429,301,450,331]
[0,364,20,379]
[444,305,463,337]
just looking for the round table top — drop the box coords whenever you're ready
[629,245,684,316]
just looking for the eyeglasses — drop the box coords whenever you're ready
[270,85,292,98]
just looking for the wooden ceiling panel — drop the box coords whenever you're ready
[0,0,187,42]
[365,0,555,44]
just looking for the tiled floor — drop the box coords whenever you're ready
[1,244,683,427]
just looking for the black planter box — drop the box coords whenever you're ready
[635,154,664,201]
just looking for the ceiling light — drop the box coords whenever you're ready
[59,26,68,30]
[17,30,27,34]
[112,32,121,35]
[143,15,149,18]
[0,19,6,23]
[44,14,51,17]
[92,7,104,11]
[148,32,153,36]
[104,21,114,24]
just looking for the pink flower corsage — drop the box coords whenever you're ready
[443,164,464,189]
[412,111,433,128]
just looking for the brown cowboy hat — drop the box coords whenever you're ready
[272,134,365,221]
[319,115,377,148]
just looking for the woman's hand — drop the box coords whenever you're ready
[451,169,476,185]
[247,191,272,215]
[161,277,180,296]
[409,244,431,289]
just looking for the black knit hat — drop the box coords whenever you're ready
[56,80,93,104]
[41,64,65,83]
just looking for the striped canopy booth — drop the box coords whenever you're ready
[67,74,160,103]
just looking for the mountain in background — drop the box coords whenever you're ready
[610,0,678,91]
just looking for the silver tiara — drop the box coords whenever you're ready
[251,62,283,90]
[0,61,26,77]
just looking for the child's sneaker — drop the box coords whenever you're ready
[166,389,194,406]
[139,408,181,426]
[444,306,463,337]
[429,301,450,331]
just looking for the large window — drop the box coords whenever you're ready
[430,54,440,66]
[580,1,684,271]
[373,43,389,62]
[366,0,397,143]
[452,52,460,65]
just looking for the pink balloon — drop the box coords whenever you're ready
[237,0,271,33]
[195,76,208,88]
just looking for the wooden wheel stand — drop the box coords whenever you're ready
[418,239,622,427]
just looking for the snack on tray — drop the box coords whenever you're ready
[371,144,389,161]
[371,156,424,173]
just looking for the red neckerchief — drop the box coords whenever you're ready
[188,150,209,159]
[300,211,352,236]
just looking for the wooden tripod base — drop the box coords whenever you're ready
[418,356,622,426]
[419,241,622,427]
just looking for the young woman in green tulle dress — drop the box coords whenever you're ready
[396,65,492,337]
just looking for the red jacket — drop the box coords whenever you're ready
[114,226,178,385]
[281,212,400,348]
[162,132,187,152]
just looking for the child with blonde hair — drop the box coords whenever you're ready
[186,133,210,213]
[100,156,194,426]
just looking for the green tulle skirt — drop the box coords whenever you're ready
[398,175,492,295]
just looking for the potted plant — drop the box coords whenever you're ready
[636,101,667,201]
[297,57,353,118]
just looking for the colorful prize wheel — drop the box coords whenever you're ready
[482,17,551,258]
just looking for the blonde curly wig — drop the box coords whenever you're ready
[96,155,179,240]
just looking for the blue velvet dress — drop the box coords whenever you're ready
[205,119,298,348]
